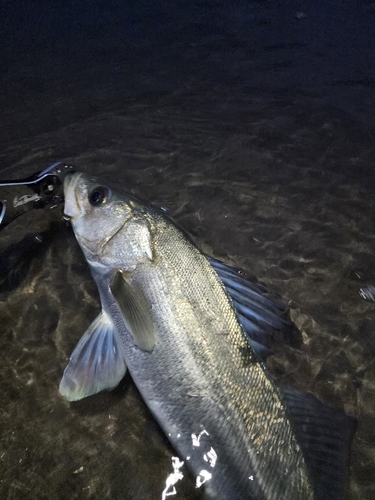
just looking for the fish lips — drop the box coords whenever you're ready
[64,173,87,219]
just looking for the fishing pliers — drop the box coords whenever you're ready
[0,162,75,230]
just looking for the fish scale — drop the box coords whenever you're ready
[150,223,312,498]
[119,242,311,499]
[59,172,350,500]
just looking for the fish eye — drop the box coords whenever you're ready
[89,186,110,206]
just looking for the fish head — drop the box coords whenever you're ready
[64,172,154,269]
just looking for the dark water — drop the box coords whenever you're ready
[1,1,375,499]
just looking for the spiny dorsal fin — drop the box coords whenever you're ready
[209,257,301,359]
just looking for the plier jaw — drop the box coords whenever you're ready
[0,162,75,229]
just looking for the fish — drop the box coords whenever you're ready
[59,172,354,500]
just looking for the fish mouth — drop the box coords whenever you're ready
[64,172,86,219]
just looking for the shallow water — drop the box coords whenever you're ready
[1,1,375,499]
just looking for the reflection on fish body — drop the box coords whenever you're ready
[60,172,353,500]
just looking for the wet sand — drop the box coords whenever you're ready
[1,1,375,499]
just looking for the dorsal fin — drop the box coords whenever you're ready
[279,385,356,500]
[209,257,301,358]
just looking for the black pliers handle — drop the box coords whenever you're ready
[0,162,75,229]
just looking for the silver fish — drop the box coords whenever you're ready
[60,172,351,500]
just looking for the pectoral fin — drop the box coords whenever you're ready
[110,271,155,352]
[59,310,127,401]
